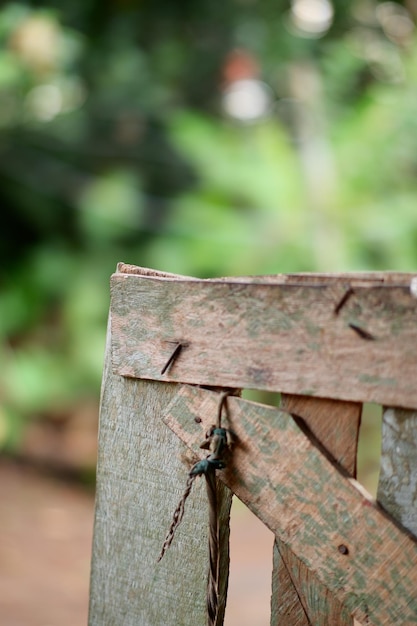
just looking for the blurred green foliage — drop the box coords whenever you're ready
[0,0,416,452]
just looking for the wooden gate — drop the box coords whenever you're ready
[89,264,417,625]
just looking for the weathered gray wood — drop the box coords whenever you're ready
[272,542,353,625]
[162,384,417,626]
[271,542,310,626]
[93,265,417,625]
[271,395,361,626]
[88,322,232,626]
[111,268,417,408]
[378,407,417,537]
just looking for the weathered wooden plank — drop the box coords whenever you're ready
[270,395,361,626]
[111,270,417,408]
[162,385,417,626]
[280,395,361,475]
[378,407,417,538]
[271,542,311,626]
[88,324,232,626]
[272,542,353,625]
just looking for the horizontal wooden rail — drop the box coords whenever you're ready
[162,384,417,626]
[111,266,417,408]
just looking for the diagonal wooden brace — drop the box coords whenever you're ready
[161,384,417,626]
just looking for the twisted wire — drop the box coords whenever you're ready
[205,465,220,626]
[157,391,234,625]
[157,473,197,562]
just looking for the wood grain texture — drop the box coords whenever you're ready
[272,542,353,626]
[162,385,417,626]
[271,543,311,626]
[280,395,361,476]
[378,407,417,538]
[88,322,232,626]
[270,396,361,626]
[111,270,417,408]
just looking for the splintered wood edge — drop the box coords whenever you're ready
[115,263,417,286]
[161,384,417,626]
[116,263,198,280]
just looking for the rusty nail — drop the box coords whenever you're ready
[334,287,355,315]
[161,342,184,375]
[348,323,375,341]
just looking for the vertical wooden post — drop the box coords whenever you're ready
[271,395,361,626]
[88,322,232,625]
[377,407,417,537]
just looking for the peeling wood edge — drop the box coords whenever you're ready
[114,263,417,288]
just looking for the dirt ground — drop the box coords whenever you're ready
[0,458,273,626]
[0,460,94,626]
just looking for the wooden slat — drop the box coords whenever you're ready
[270,395,361,626]
[271,543,311,626]
[272,542,353,625]
[162,385,417,626]
[88,325,232,626]
[280,395,361,475]
[378,407,417,537]
[111,270,417,408]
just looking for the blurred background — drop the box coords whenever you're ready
[0,0,415,624]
